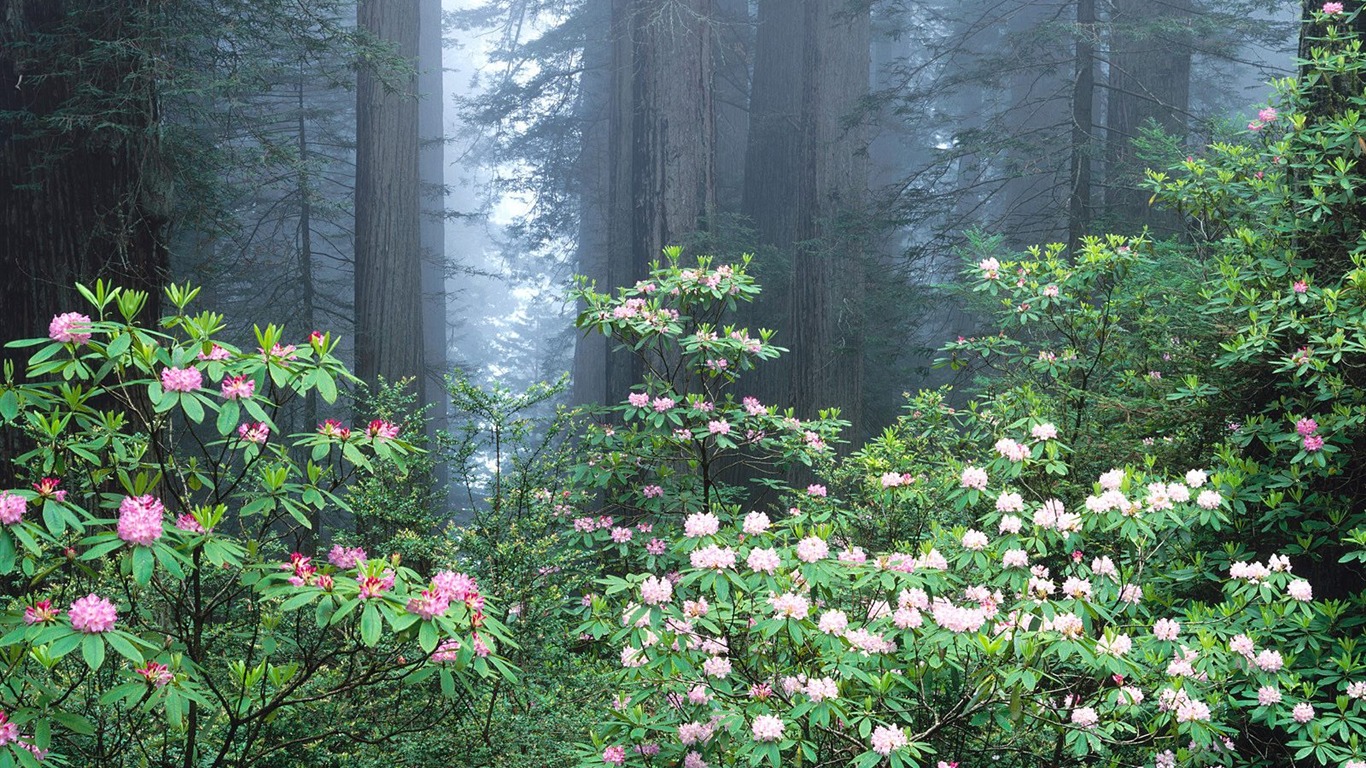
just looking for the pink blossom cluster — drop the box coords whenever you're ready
[69,593,117,633]
[751,715,784,742]
[0,492,25,525]
[328,545,368,569]
[640,575,673,605]
[318,419,352,439]
[282,552,319,586]
[767,592,810,619]
[160,366,203,393]
[24,600,58,625]
[237,422,269,444]
[136,661,174,688]
[116,494,165,545]
[366,419,399,439]
[49,311,93,344]
[1296,416,1326,452]
[220,375,255,399]
[684,513,720,538]
[993,437,1029,462]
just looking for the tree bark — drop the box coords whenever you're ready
[1104,0,1192,235]
[1068,0,1096,250]
[355,0,425,388]
[573,0,716,407]
[744,0,869,434]
[0,1,170,355]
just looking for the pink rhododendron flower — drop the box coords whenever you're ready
[117,495,165,545]
[707,419,730,435]
[1323,1,1344,13]
[1293,702,1314,723]
[1153,618,1180,641]
[220,375,255,400]
[175,513,206,534]
[998,514,1022,534]
[819,610,849,634]
[806,484,827,497]
[318,419,351,439]
[682,752,708,768]
[678,721,714,745]
[1287,579,1313,601]
[1293,279,1308,293]
[960,466,988,490]
[237,422,269,444]
[741,511,770,534]
[49,312,93,344]
[747,547,781,574]
[1031,423,1058,441]
[645,538,667,555]
[751,715,784,742]
[406,589,450,620]
[805,676,838,702]
[961,529,989,550]
[994,438,1029,461]
[1185,469,1207,487]
[24,600,58,625]
[0,712,18,746]
[627,391,649,407]
[1304,434,1325,451]
[795,536,829,563]
[602,746,626,765]
[1071,707,1099,728]
[1196,490,1222,509]
[161,366,203,393]
[652,396,675,412]
[1003,549,1029,568]
[1099,469,1125,491]
[610,526,633,543]
[642,484,664,499]
[136,661,174,687]
[870,724,907,755]
[995,491,1025,513]
[689,545,736,570]
[639,575,672,605]
[199,344,231,361]
[702,655,732,678]
[366,419,399,439]
[1255,649,1284,672]
[768,592,810,619]
[0,492,25,525]
[1096,633,1132,657]
[69,594,117,633]
[1296,417,1319,436]
[684,512,720,538]
[328,545,367,569]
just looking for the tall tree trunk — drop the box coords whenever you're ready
[0,1,170,353]
[574,0,716,407]
[744,0,869,435]
[1104,0,1192,235]
[0,0,171,485]
[571,0,618,407]
[1068,0,1096,249]
[355,0,425,388]
[418,0,450,496]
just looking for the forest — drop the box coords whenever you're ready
[1,0,1365,767]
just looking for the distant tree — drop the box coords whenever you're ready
[355,0,425,387]
[744,0,871,434]
[0,1,172,364]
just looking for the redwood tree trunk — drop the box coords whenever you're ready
[1104,0,1192,235]
[1068,0,1096,249]
[0,0,170,356]
[355,0,425,388]
[744,0,869,434]
[574,0,716,407]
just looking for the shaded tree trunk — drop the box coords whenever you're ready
[744,0,869,434]
[355,0,424,388]
[573,0,716,407]
[1068,0,1096,249]
[1104,0,1192,235]
[0,1,171,354]
[0,0,171,485]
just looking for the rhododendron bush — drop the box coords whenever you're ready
[565,255,1366,768]
[0,282,510,766]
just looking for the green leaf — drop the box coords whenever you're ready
[180,393,205,423]
[104,632,143,664]
[0,390,18,422]
[419,620,439,653]
[82,633,106,671]
[360,603,381,646]
[132,546,155,585]
[217,400,240,437]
